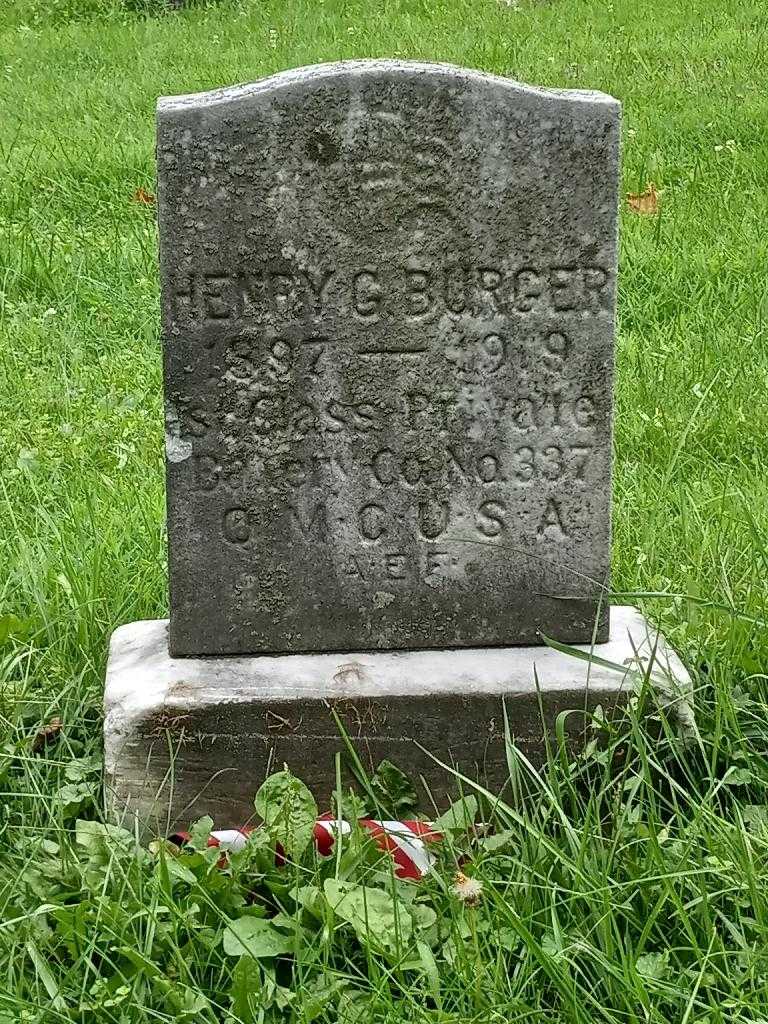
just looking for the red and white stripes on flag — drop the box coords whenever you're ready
[170,815,442,880]
[314,815,440,879]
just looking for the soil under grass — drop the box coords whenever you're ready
[1,0,767,1020]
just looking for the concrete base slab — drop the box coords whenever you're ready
[104,607,691,832]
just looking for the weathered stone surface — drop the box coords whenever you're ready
[103,607,689,830]
[158,61,621,655]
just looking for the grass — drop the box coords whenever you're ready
[1,0,767,1019]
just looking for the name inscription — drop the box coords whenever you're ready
[169,261,612,327]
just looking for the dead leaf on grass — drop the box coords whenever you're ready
[32,716,63,753]
[626,182,659,216]
[132,186,155,205]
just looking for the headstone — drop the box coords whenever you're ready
[104,62,692,830]
[158,60,620,656]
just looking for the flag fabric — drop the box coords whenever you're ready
[169,815,442,880]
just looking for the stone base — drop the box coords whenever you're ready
[104,607,690,832]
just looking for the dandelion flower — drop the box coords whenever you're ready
[452,871,483,906]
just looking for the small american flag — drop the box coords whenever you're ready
[170,815,442,880]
